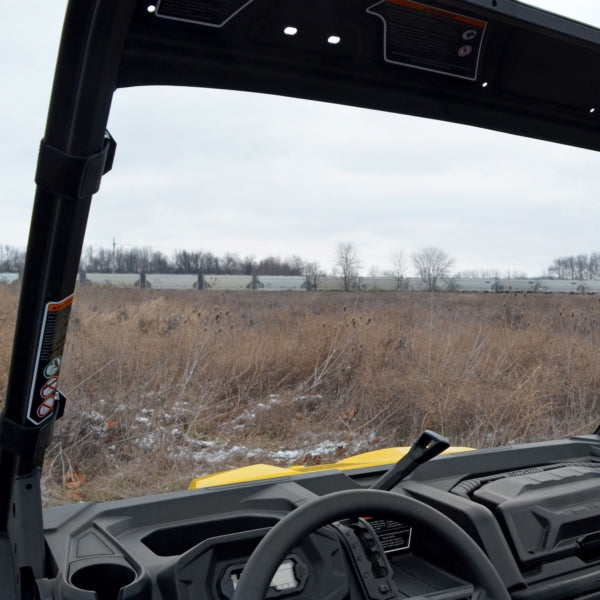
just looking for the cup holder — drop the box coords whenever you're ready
[70,562,136,600]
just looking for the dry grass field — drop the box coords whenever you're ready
[2,283,600,505]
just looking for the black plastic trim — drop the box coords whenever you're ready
[35,131,116,200]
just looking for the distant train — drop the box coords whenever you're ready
[0,273,19,285]
[2,272,599,293]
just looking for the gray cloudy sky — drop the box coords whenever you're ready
[2,1,600,277]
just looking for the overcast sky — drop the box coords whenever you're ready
[2,1,600,277]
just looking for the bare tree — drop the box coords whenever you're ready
[335,242,361,291]
[0,245,26,273]
[412,246,455,291]
[148,250,170,273]
[287,255,305,276]
[590,252,600,280]
[548,253,600,280]
[222,252,241,274]
[304,261,325,291]
[113,246,155,273]
[241,255,257,275]
[389,249,407,290]
[174,250,203,273]
[575,254,589,280]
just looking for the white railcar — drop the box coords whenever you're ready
[405,278,428,291]
[202,274,253,290]
[497,279,539,293]
[359,277,400,291]
[84,273,141,287]
[583,280,600,294]
[449,278,497,293]
[0,273,19,284]
[256,276,306,290]
[316,276,347,291]
[146,274,198,290]
[542,279,588,294]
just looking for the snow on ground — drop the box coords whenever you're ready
[65,395,370,480]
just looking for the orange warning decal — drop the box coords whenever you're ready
[27,294,74,424]
[48,296,74,313]
[388,0,486,28]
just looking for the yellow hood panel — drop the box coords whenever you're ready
[189,446,473,489]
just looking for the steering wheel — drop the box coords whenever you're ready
[233,489,510,600]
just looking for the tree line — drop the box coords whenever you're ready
[5,242,600,286]
[81,246,317,276]
[0,244,321,277]
[547,254,600,280]
[0,244,314,276]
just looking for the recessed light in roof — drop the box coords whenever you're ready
[146,4,156,13]
[482,81,489,88]
[591,108,597,114]
[327,35,341,45]
[284,26,298,36]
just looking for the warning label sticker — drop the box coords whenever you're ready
[367,518,412,553]
[27,295,73,424]
[156,0,255,27]
[367,0,487,81]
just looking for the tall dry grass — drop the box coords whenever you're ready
[2,283,600,504]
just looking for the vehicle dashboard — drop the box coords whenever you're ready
[41,435,600,600]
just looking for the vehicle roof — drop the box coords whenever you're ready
[112,0,600,150]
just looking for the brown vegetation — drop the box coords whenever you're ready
[2,283,600,505]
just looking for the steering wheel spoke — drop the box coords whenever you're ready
[234,489,510,600]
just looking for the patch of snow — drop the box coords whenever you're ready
[136,433,156,449]
[87,410,105,423]
[272,449,303,461]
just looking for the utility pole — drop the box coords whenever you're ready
[112,237,116,273]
